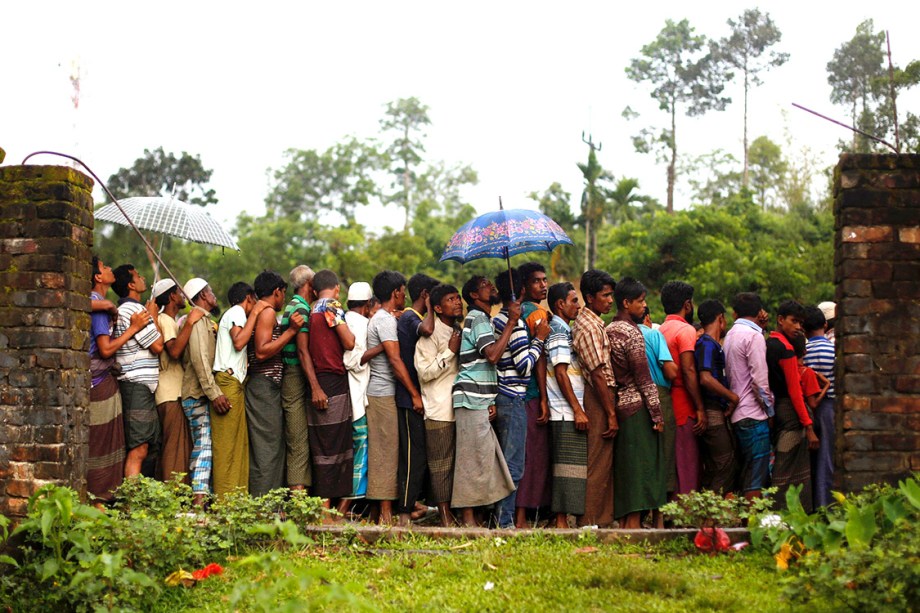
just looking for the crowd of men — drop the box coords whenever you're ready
[87,255,837,527]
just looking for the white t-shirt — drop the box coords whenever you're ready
[343,310,370,421]
[545,317,584,421]
[366,309,398,397]
[213,304,248,383]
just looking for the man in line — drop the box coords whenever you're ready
[212,282,266,497]
[151,279,202,484]
[395,273,439,526]
[88,257,147,502]
[112,264,164,478]
[694,300,739,494]
[803,305,835,508]
[247,270,304,497]
[415,283,463,527]
[492,269,550,529]
[181,278,230,505]
[658,280,706,494]
[817,301,836,345]
[606,277,665,529]
[280,265,317,492]
[451,276,518,527]
[545,282,588,528]
[723,292,774,501]
[515,261,552,527]
[571,269,619,528]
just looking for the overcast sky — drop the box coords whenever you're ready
[4,1,919,234]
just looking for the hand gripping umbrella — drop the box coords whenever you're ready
[439,199,574,300]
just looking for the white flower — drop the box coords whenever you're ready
[759,514,787,529]
[483,582,495,591]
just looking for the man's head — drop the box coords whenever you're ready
[732,292,763,320]
[152,279,181,310]
[698,299,727,338]
[372,270,407,306]
[790,333,807,361]
[313,269,340,299]
[346,281,373,313]
[461,275,499,307]
[289,265,315,299]
[776,300,806,339]
[112,264,146,299]
[430,283,463,320]
[184,278,218,315]
[227,281,256,313]
[642,306,652,327]
[615,276,647,323]
[518,261,547,302]
[494,268,522,304]
[407,273,440,306]
[548,282,579,321]
[660,280,694,321]
[818,301,836,331]
[253,270,287,309]
[802,305,827,338]
[91,255,115,288]
[579,269,616,316]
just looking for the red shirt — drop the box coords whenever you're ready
[798,365,821,399]
[658,314,698,425]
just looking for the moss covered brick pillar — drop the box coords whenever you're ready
[0,165,95,517]
[834,153,920,491]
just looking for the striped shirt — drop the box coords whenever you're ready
[281,295,310,366]
[804,335,835,399]
[545,316,584,421]
[248,318,284,384]
[492,309,544,399]
[452,308,497,411]
[113,298,162,393]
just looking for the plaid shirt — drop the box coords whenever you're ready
[571,307,616,389]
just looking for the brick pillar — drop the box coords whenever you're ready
[0,165,94,517]
[834,154,920,491]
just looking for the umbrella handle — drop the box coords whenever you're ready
[21,151,189,301]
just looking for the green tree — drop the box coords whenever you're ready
[626,19,732,214]
[605,177,659,225]
[827,20,886,152]
[747,136,787,210]
[716,9,789,187]
[528,182,581,281]
[578,148,609,270]
[379,97,432,230]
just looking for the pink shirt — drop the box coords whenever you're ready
[658,315,698,425]
[723,318,774,423]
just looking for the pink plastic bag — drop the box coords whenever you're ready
[694,528,731,552]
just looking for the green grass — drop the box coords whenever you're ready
[151,533,799,612]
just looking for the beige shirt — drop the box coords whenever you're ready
[414,318,459,422]
[155,312,183,405]
[181,306,222,402]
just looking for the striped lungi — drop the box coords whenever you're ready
[181,396,213,495]
[156,399,191,484]
[350,416,368,498]
[772,398,813,513]
[120,379,161,453]
[366,395,399,500]
[451,407,515,508]
[87,375,125,502]
[425,419,455,504]
[282,365,312,488]
[246,373,285,497]
[550,421,587,516]
[307,372,354,499]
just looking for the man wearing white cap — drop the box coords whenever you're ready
[152,279,203,484]
[181,278,228,504]
[817,301,836,345]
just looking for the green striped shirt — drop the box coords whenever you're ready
[452,308,497,410]
[281,295,311,366]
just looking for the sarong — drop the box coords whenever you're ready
[119,379,160,452]
[700,400,738,494]
[515,398,552,509]
[674,417,700,494]
[397,403,428,514]
[772,398,813,513]
[550,421,587,516]
[307,372,354,499]
[212,371,249,496]
[245,373,285,497]
[451,407,515,508]
[282,365,311,488]
[181,396,213,494]
[156,400,191,484]
[658,386,678,494]
[351,416,368,498]
[811,397,835,509]
[366,395,399,500]
[425,419,455,504]
[87,375,125,502]
[577,384,615,527]
[614,408,666,519]
[734,418,771,493]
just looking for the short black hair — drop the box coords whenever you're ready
[802,306,827,334]
[579,269,616,300]
[111,264,135,298]
[155,283,179,309]
[697,299,725,326]
[91,255,102,279]
[518,261,546,285]
[777,299,806,320]
[790,333,807,359]
[227,282,254,306]
[254,270,286,299]
[660,280,694,315]
[614,276,646,309]
[407,273,440,302]
[548,282,575,314]
[372,270,406,302]
[494,268,522,303]
[312,269,339,293]
[430,283,459,310]
[347,300,368,310]
[461,275,486,306]
[732,292,763,318]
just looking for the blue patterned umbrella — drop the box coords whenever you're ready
[439,207,574,264]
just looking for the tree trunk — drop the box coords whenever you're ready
[584,215,592,271]
[667,104,676,214]
[742,68,750,189]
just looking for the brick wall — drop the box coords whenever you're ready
[834,154,920,491]
[0,165,94,517]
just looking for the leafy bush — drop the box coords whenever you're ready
[754,476,920,612]
[661,488,776,530]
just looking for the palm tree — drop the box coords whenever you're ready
[605,177,657,226]
[578,149,608,270]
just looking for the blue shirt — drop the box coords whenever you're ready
[695,333,727,407]
[639,324,673,389]
[804,335,835,399]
